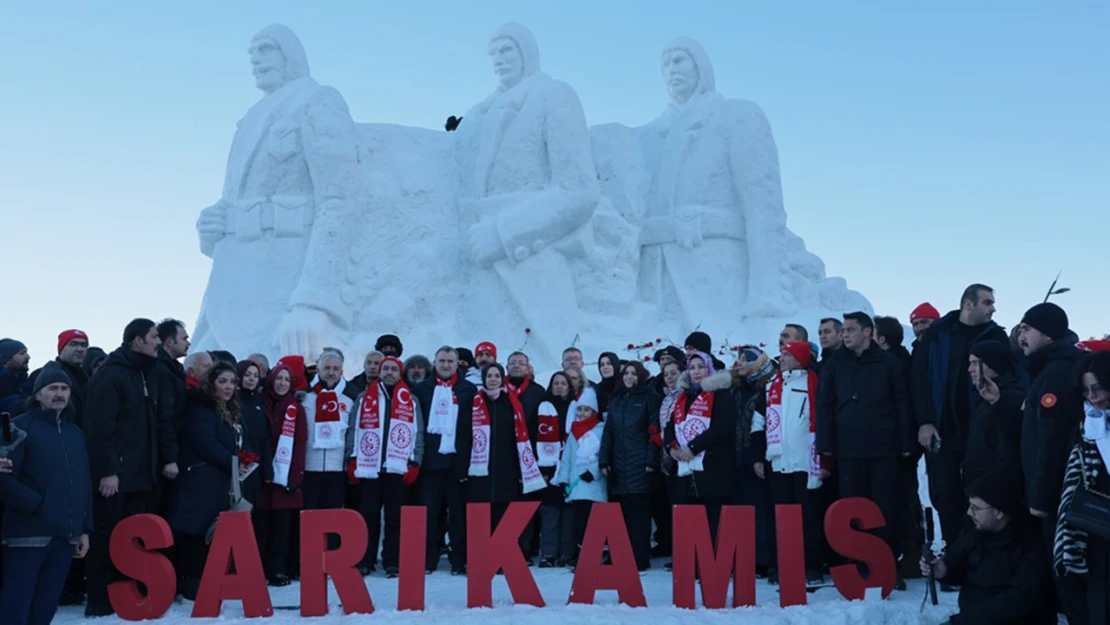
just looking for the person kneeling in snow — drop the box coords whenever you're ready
[920,471,1055,625]
[556,387,607,569]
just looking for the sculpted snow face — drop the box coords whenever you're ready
[453,22,601,364]
[193,24,361,359]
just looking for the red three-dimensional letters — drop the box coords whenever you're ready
[300,509,374,616]
[825,497,896,599]
[398,505,427,611]
[466,502,545,608]
[191,511,273,618]
[775,504,808,607]
[568,502,646,607]
[107,514,176,621]
[672,505,756,609]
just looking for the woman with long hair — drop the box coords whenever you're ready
[600,361,660,570]
[537,371,574,567]
[236,360,273,507]
[256,363,307,586]
[595,352,621,417]
[169,362,253,600]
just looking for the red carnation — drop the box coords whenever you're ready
[524,328,531,334]
[643,356,650,362]
[238,450,259,465]
[656,338,662,343]
[627,343,634,350]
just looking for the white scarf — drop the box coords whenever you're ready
[428,376,459,455]
[575,426,602,467]
[354,382,416,478]
[1084,402,1110,469]
[272,403,297,487]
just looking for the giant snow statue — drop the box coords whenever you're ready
[194,24,362,359]
[452,22,601,364]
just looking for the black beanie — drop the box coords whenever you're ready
[1020,303,1068,341]
[684,331,712,354]
[375,334,403,356]
[967,470,1023,517]
[32,362,73,395]
[455,347,474,366]
[970,341,1015,377]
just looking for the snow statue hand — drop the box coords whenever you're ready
[197,201,228,257]
[467,222,506,268]
[674,206,703,249]
[279,307,341,359]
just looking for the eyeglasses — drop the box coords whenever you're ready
[968,502,994,514]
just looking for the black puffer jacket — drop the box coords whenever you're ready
[153,346,187,464]
[816,342,914,458]
[963,374,1025,487]
[600,381,660,496]
[83,347,161,493]
[1020,339,1082,514]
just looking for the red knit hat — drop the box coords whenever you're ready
[475,341,497,360]
[381,356,405,375]
[57,329,88,354]
[910,303,941,323]
[782,341,812,368]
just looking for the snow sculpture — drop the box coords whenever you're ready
[194,24,362,359]
[452,22,601,364]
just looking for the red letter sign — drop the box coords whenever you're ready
[672,505,755,609]
[775,504,807,607]
[300,509,374,616]
[398,505,426,611]
[568,502,646,607]
[466,502,544,608]
[825,497,896,599]
[108,513,176,621]
[192,511,273,618]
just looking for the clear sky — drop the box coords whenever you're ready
[2,1,1106,366]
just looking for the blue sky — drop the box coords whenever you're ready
[2,1,1106,365]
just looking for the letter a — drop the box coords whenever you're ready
[192,511,273,618]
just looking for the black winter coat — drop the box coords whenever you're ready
[83,347,161,493]
[600,382,660,496]
[1020,339,1082,514]
[942,518,1056,625]
[238,389,273,505]
[153,346,187,464]
[664,371,737,500]
[963,374,1025,488]
[169,393,249,536]
[467,390,523,504]
[816,343,913,458]
[26,359,88,427]
[413,375,477,478]
[912,311,1009,447]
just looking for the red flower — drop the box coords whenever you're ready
[647,340,656,347]
[524,328,531,334]
[643,356,651,362]
[656,338,663,343]
[238,451,259,465]
[627,343,635,350]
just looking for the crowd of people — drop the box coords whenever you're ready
[0,283,1107,624]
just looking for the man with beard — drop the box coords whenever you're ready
[82,319,164,617]
[911,284,1008,564]
[0,339,30,415]
[346,350,383,401]
[909,302,940,344]
[413,347,476,575]
[25,330,90,427]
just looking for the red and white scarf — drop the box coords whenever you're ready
[354,381,417,478]
[310,377,348,450]
[428,374,459,454]
[673,389,714,476]
[766,369,824,488]
[272,403,298,487]
[536,401,562,467]
[571,414,602,466]
[469,389,547,493]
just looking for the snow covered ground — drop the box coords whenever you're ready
[53,566,959,624]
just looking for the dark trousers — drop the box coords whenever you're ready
[539,502,575,561]
[357,474,407,569]
[253,509,294,577]
[924,449,966,549]
[768,471,825,572]
[419,470,466,569]
[571,500,594,561]
[613,494,652,569]
[837,457,901,552]
[175,532,208,581]
[898,457,925,576]
[1,539,74,625]
[302,471,347,511]
[648,472,672,554]
[86,490,155,615]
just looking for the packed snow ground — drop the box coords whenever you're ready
[54,566,960,624]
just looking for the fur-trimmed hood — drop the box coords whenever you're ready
[677,370,732,393]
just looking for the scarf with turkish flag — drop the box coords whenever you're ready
[536,400,561,467]
[310,376,348,450]
[469,388,547,493]
[672,389,713,476]
[766,368,824,488]
[355,381,417,478]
